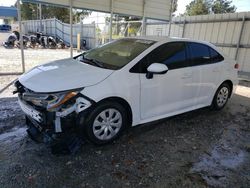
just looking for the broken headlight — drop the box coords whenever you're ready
[22,91,79,111]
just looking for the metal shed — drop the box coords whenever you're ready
[16,0,173,74]
[0,6,18,18]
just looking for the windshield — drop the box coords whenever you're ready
[78,38,155,70]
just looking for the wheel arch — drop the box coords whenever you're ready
[211,80,233,105]
[221,80,233,98]
[94,96,133,127]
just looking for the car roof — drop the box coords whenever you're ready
[126,36,224,57]
[129,36,213,46]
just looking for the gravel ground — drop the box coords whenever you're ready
[0,80,250,188]
[0,47,78,73]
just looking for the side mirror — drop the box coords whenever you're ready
[146,63,168,79]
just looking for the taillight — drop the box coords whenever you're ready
[234,63,239,69]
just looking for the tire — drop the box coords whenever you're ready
[83,101,128,145]
[212,82,231,110]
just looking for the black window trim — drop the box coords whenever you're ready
[130,41,190,73]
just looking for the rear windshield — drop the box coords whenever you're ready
[82,38,155,70]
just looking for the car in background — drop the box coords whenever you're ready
[14,37,238,146]
[0,24,11,31]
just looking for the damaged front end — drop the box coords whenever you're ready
[14,81,93,154]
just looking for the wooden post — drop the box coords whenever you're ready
[77,33,81,52]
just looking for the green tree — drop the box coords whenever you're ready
[185,0,236,16]
[185,0,211,16]
[20,3,39,20]
[19,2,91,23]
[212,0,236,14]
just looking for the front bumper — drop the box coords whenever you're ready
[14,81,93,154]
[18,97,78,134]
[22,100,85,154]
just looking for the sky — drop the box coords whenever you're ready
[175,0,250,15]
[0,0,250,15]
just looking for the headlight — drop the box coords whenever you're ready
[22,90,79,111]
[47,91,77,110]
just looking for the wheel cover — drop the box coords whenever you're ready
[93,108,122,140]
[217,87,229,107]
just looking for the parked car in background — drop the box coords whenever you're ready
[0,24,11,31]
[14,37,238,146]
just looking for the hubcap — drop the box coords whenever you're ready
[217,87,229,107]
[93,108,122,140]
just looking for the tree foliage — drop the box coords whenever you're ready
[185,0,236,16]
[186,0,210,16]
[212,0,236,14]
[172,0,178,13]
[20,3,91,23]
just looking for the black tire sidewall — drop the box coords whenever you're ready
[212,83,231,110]
[84,101,127,145]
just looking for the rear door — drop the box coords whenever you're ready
[188,42,224,106]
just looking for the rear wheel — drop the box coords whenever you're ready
[212,83,231,110]
[84,101,127,145]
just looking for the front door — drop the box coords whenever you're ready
[134,42,200,120]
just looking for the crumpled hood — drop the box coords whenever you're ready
[19,58,114,93]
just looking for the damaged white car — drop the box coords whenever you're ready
[14,37,238,147]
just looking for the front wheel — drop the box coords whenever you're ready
[212,83,231,110]
[83,101,127,145]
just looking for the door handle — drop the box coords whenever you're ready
[181,73,192,79]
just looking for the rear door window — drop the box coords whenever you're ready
[188,42,210,66]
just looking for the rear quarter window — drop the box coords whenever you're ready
[209,48,224,63]
[188,42,224,66]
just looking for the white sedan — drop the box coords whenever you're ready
[15,37,238,145]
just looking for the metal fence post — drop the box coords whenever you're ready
[39,3,42,32]
[168,0,174,36]
[62,23,64,41]
[69,0,73,58]
[17,0,25,73]
[141,0,146,36]
[109,0,114,41]
[235,16,245,61]
[182,19,186,38]
[54,18,57,38]
[93,24,96,48]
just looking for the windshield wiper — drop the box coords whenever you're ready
[82,57,104,68]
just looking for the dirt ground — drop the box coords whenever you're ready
[0,79,249,188]
[0,47,78,74]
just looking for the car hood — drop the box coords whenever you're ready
[19,58,114,93]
